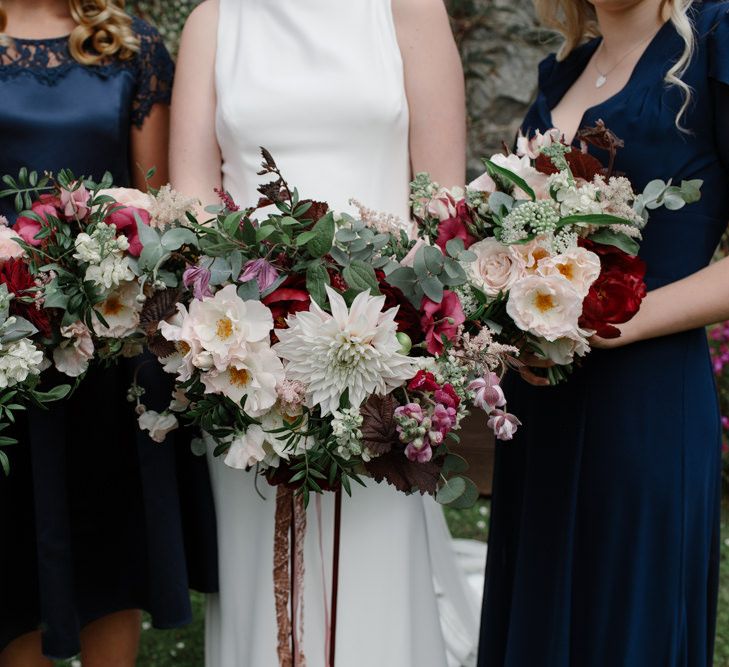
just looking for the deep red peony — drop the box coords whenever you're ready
[0,258,51,337]
[420,290,466,355]
[578,239,647,338]
[262,274,311,328]
[375,270,424,343]
[105,205,150,257]
[435,200,477,252]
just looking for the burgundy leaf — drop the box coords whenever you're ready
[360,394,399,456]
[139,288,182,338]
[364,450,441,496]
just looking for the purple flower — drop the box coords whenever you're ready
[183,265,213,300]
[468,373,507,413]
[240,259,279,292]
[431,403,457,437]
[487,410,522,441]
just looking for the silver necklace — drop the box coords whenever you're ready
[593,31,657,88]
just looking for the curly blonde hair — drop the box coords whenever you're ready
[534,0,695,129]
[0,0,139,64]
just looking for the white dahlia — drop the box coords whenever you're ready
[274,286,416,416]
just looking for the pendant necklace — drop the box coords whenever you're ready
[593,30,659,89]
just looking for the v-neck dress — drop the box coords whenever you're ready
[478,3,729,666]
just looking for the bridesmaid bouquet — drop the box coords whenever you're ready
[410,122,703,382]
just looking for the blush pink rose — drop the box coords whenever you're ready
[0,220,25,263]
[60,183,90,219]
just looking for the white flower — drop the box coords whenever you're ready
[506,274,583,341]
[53,321,94,377]
[73,232,102,264]
[201,342,283,416]
[259,408,313,465]
[85,254,134,290]
[515,128,563,159]
[0,222,25,263]
[138,410,179,443]
[223,425,267,470]
[0,338,43,388]
[274,286,416,416]
[186,284,273,369]
[158,305,200,381]
[538,330,592,365]
[489,153,550,199]
[93,281,142,338]
[465,238,526,298]
[98,187,154,212]
[536,247,601,298]
[511,236,554,273]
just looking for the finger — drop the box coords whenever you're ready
[519,368,550,387]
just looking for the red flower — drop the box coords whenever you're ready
[105,206,150,257]
[375,270,424,343]
[420,291,466,355]
[435,200,476,252]
[435,383,460,410]
[407,370,440,393]
[15,195,62,248]
[0,258,51,337]
[578,239,647,338]
[262,274,311,328]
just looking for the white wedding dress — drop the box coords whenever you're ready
[207,1,480,665]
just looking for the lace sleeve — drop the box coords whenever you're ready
[131,19,175,129]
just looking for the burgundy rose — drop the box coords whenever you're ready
[0,258,51,337]
[105,206,150,257]
[262,274,311,328]
[435,200,477,252]
[420,290,466,355]
[375,270,424,343]
[407,370,440,393]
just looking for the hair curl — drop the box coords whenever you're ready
[534,0,695,129]
[0,0,139,64]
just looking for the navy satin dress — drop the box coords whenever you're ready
[479,4,728,666]
[0,19,217,660]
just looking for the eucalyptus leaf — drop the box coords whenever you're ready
[237,280,261,301]
[420,276,444,303]
[436,476,466,505]
[161,227,198,251]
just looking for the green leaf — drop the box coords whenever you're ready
[255,225,277,242]
[679,179,703,204]
[342,260,380,295]
[237,280,261,301]
[161,227,198,251]
[557,213,635,228]
[420,276,444,303]
[135,215,160,247]
[444,477,479,509]
[32,384,72,403]
[240,219,257,245]
[436,476,466,504]
[588,229,640,256]
[441,453,469,475]
[423,245,445,274]
[306,263,331,308]
[484,159,536,201]
[296,230,318,246]
[306,212,336,258]
[222,212,244,236]
[445,238,465,258]
[139,243,166,271]
[0,450,8,476]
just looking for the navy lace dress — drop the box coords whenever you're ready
[0,18,217,660]
[478,3,728,666]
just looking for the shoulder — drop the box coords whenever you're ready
[691,0,729,34]
[182,0,220,37]
[689,0,729,84]
[392,0,449,23]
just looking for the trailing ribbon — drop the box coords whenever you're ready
[273,486,307,666]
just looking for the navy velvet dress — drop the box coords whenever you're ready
[0,18,217,660]
[479,4,728,666]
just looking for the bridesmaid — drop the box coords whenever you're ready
[479,0,728,665]
[0,1,217,665]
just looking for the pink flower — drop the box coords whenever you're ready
[420,291,466,356]
[487,410,521,441]
[240,259,280,292]
[52,321,94,378]
[405,440,433,463]
[431,403,457,437]
[469,373,506,413]
[60,183,90,219]
[407,370,440,393]
[435,199,476,252]
[467,171,497,193]
[394,402,425,423]
[182,265,213,300]
[0,220,25,263]
[105,206,149,257]
[434,383,460,410]
[15,195,61,247]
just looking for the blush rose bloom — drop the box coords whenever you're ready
[0,220,25,263]
[512,236,553,274]
[465,238,526,298]
[506,274,583,341]
[99,187,154,212]
[489,153,550,200]
[537,246,601,298]
[60,183,90,219]
[53,321,94,377]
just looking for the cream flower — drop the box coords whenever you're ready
[506,274,583,341]
[511,236,554,273]
[53,321,95,377]
[186,284,274,369]
[93,281,142,338]
[0,338,43,388]
[274,286,416,416]
[0,221,25,263]
[489,153,550,200]
[201,342,283,417]
[538,330,592,365]
[465,238,526,298]
[537,247,601,298]
[138,410,179,444]
[223,425,267,470]
[158,305,200,381]
[98,187,154,212]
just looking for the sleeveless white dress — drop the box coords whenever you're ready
[208,1,479,665]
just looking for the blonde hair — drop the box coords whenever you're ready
[534,0,695,129]
[0,0,139,65]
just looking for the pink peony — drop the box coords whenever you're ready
[466,238,526,297]
[487,410,521,441]
[469,373,507,413]
[420,291,466,356]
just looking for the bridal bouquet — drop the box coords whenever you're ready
[410,122,702,382]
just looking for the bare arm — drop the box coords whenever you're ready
[130,104,170,190]
[170,0,222,208]
[393,0,467,188]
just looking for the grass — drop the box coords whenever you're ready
[57,500,728,667]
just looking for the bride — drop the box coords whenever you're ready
[170,0,477,664]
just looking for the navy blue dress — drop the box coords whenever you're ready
[0,19,217,660]
[479,4,728,666]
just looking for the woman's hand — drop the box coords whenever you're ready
[517,351,555,387]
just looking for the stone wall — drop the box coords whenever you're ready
[127,0,556,176]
